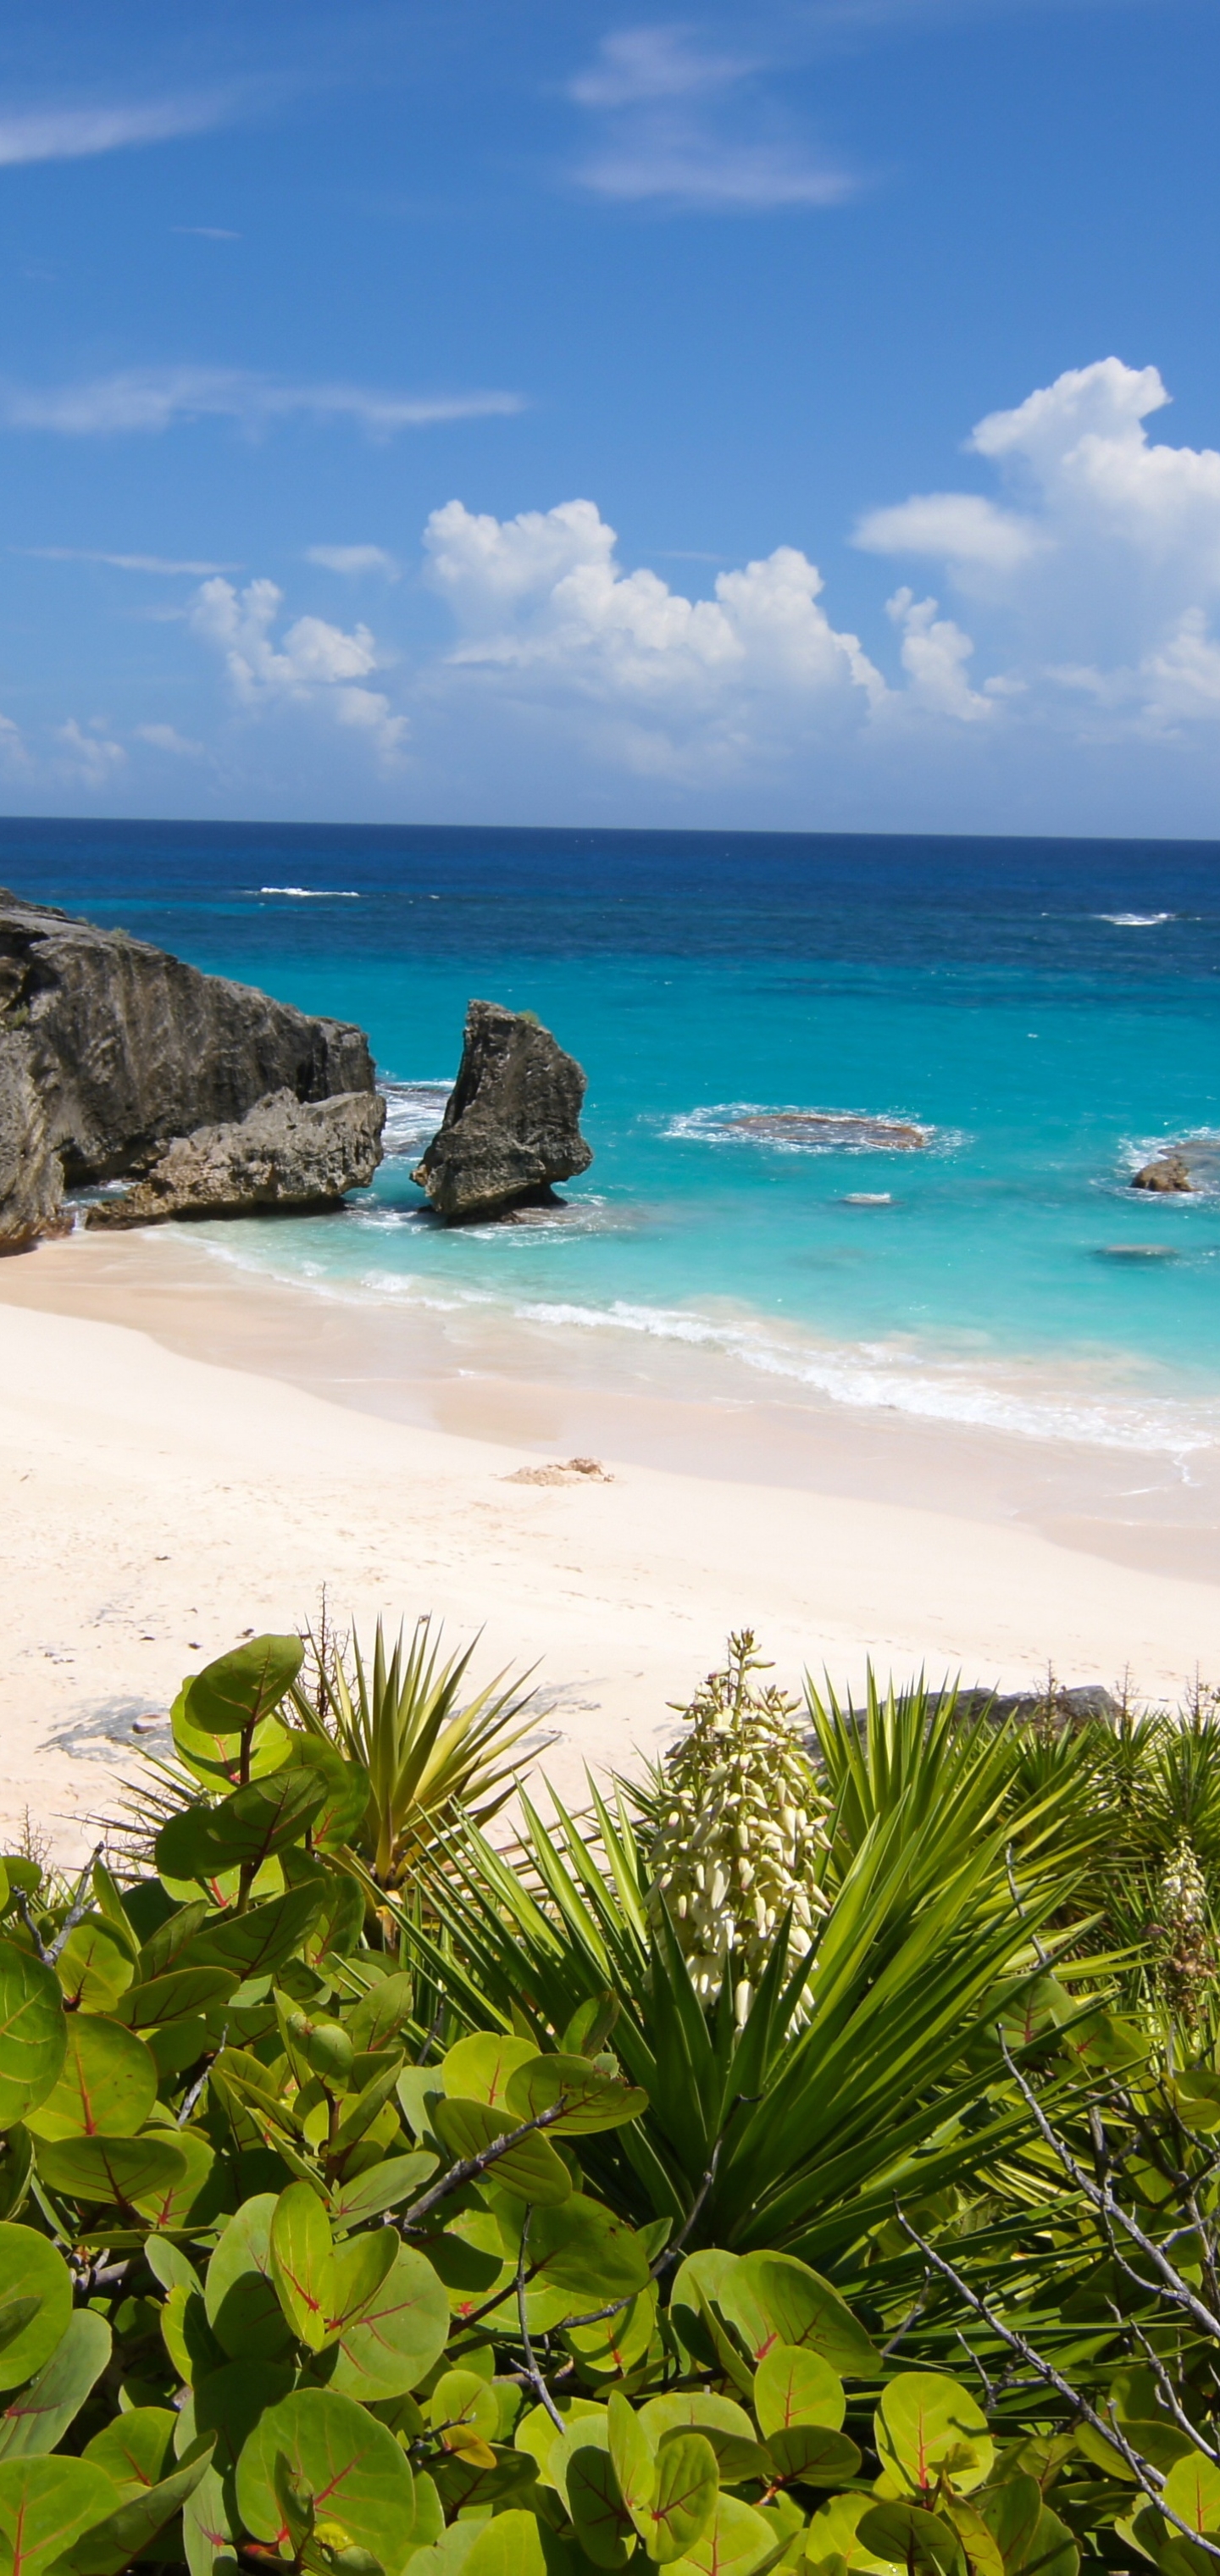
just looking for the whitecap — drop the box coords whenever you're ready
[257,885,360,898]
[1095,912,1173,927]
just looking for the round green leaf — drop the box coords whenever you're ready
[504,2054,650,2135]
[722,2255,879,2378]
[131,2127,217,2231]
[431,2096,571,2204]
[35,2135,186,2209]
[184,2361,296,2477]
[754,2345,846,2438]
[566,2439,635,2569]
[179,1885,323,1980]
[25,2015,157,2143]
[235,2385,415,2574]
[54,1921,134,2013]
[807,2493,908,2574]
[0,2310,111,2460]
[69,2440,216,2574]
[180,2462,234,2576]
[206,2197,295,2362]
[84,2409,175,2501]
[157,1770,324,1885]
[509,2195,652,2306]
[875,2375,994,2499]
[281,1741,369,1849]
[669,2495,779,2576]
[0,1942,65,2128]
[116,1968,236,2029]
[269,2179,333,2351]
[0,2230,71,2395]
[327,2153,437,2229]
[184,1637,304,1741]
[858,2503,966,2576]
[634,2430,718,2565]
[463,2511,568,2575]
[0,2457,119,2576]
[441,2035,537,2108]
[327,2243,451,2400]
[765,2423,862,2488]
[1164,2449,1220,2537]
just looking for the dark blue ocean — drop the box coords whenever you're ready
[5,818,1219,1455]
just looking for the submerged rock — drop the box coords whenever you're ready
[412,999,593,1223]
[730,1111,928,1150]
[86,1089,385,1229]
[0,887,377,1250]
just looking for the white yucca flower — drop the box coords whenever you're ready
[648,1632,830,2026]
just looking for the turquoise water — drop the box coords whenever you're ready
[6,820,1219,1452]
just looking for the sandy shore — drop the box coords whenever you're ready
[3,1226,1219,1864]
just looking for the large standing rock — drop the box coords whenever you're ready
[412,1000,592,1223]
[0,889,378,1250]
[86,1090,385,1229]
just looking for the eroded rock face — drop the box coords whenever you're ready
[0,889,378,1249]
[86,1090,385,1229]
[412,999,593,1223]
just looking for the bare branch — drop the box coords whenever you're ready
[47,1846,105,1965]
[516,2211,564,2434]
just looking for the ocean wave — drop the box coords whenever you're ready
[257,885,360,898]
[1096,912,1173,927]
[513,1293,1215,1455]
[379,1079,452,1153]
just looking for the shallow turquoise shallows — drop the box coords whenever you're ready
[7,819,1219,1454]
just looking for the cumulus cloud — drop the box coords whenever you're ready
[856,356,1220,730]
[0,95,227,169]
[423,497,884,774]
[1,369,524,441]
[886,589,993,720]
[568,24,855,209]
[134,722,206,758]
[306,544,399,580]
[190,576,407,759]
[22,546,240,575]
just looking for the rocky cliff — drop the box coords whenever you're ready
[412,999,593,1222]
[87,1089,385,1229]
[0,889,379,1250]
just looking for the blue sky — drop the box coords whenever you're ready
[1,0,1217,835]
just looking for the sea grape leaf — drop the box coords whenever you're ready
[87,1864,140,1964]
[754,2344,846,2437]
[83,2408,175,2501]
[609,2388,656,2524]
[0,2311,110,2458]
[765,2423,862,2488]
[115,1967,237,2029]
[635,2432,718,2565]
[0,1941,66,2128]
[721,2256,879,2378]
[302,1873,366,1968]
[136,1900,212,1984]
[66,2440,216,2574]
[0,2226,71,2393]
[0,2457,119,2576]
[157,1769,325,1884]
[54,1919,135,2013]
[567,2440,636,2568]
[181,1885,324,1979]
[326,2243,451,2401]
[35,2133,186,2209]
[181,2462,236,2576]
[183,2362,296,2478]
[516,2396,605,2490]
[160,2284,225,2389]
[441,2035,537,2108]
[638,2391,757,2479]
[1163,2450,1220,2536]
[875,2376,994,2499]
[504,2053,650,2135]
[207,2196,296,2362]
[428,2367,498,2462]
[24,2015,157,2143]
[183,1636,304,1741]
[505,2194,652,2307]
[235,2385,415,2575]
[566,2282,658,2379]
[806,2492,908,2574]
[269,2179,334,2350]
[859,2503,967,2576]
[941,2495,1006,2576]
[462,2511,574,2575]
[667,2494,779,2576]
[431,2097,571,2204]
[347,1975,414,2057]
[281,1740,369,1848]
[131,2125,217,2231]
[327,2153,436,2229]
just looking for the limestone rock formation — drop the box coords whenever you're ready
[86,1089,385,1229]
[0,888,378,1250]
[412,1000,593,1223]
[1132,1153,1194,1191]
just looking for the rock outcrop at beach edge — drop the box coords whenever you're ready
[412,999,593,1222]
[1131,1152,1195,1191]
[86,1089,386,1229]
[0,887,379,1251]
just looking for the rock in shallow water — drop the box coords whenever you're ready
[730,1111,927,1149]
[412,999,593,1223]
[86,1089,385,1228]
[1131,1154,1195,1191]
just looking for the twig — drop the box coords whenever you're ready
[13,1890,51,1963]
[895,2204,1220,2562]
[401,2102,576,2231]
[516,2211,564,2434]
[1005,1843,1051,1969]
[178,2035,224,2128]
[47,1846,105,1965]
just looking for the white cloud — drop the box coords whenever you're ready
[424,497,881,774]
[885,588,992,720]
[134,722,206,758]
[0,95,227,169]
[54,719,125,787]
[21,547,241,575]
[0,369,524,441]
[190,576,407,760]
[305,545,400,580]
[568,24,856,209]
[856,356,1220,730]
[0,713,28,769]
[855,491,1041,572]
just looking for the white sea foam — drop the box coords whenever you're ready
[379,1079,452,1155]
[1096,912,1173,927]
[257,885,360,897]
[665,1102,961,1156]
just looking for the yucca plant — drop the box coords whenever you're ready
[291,1613,545,1889]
